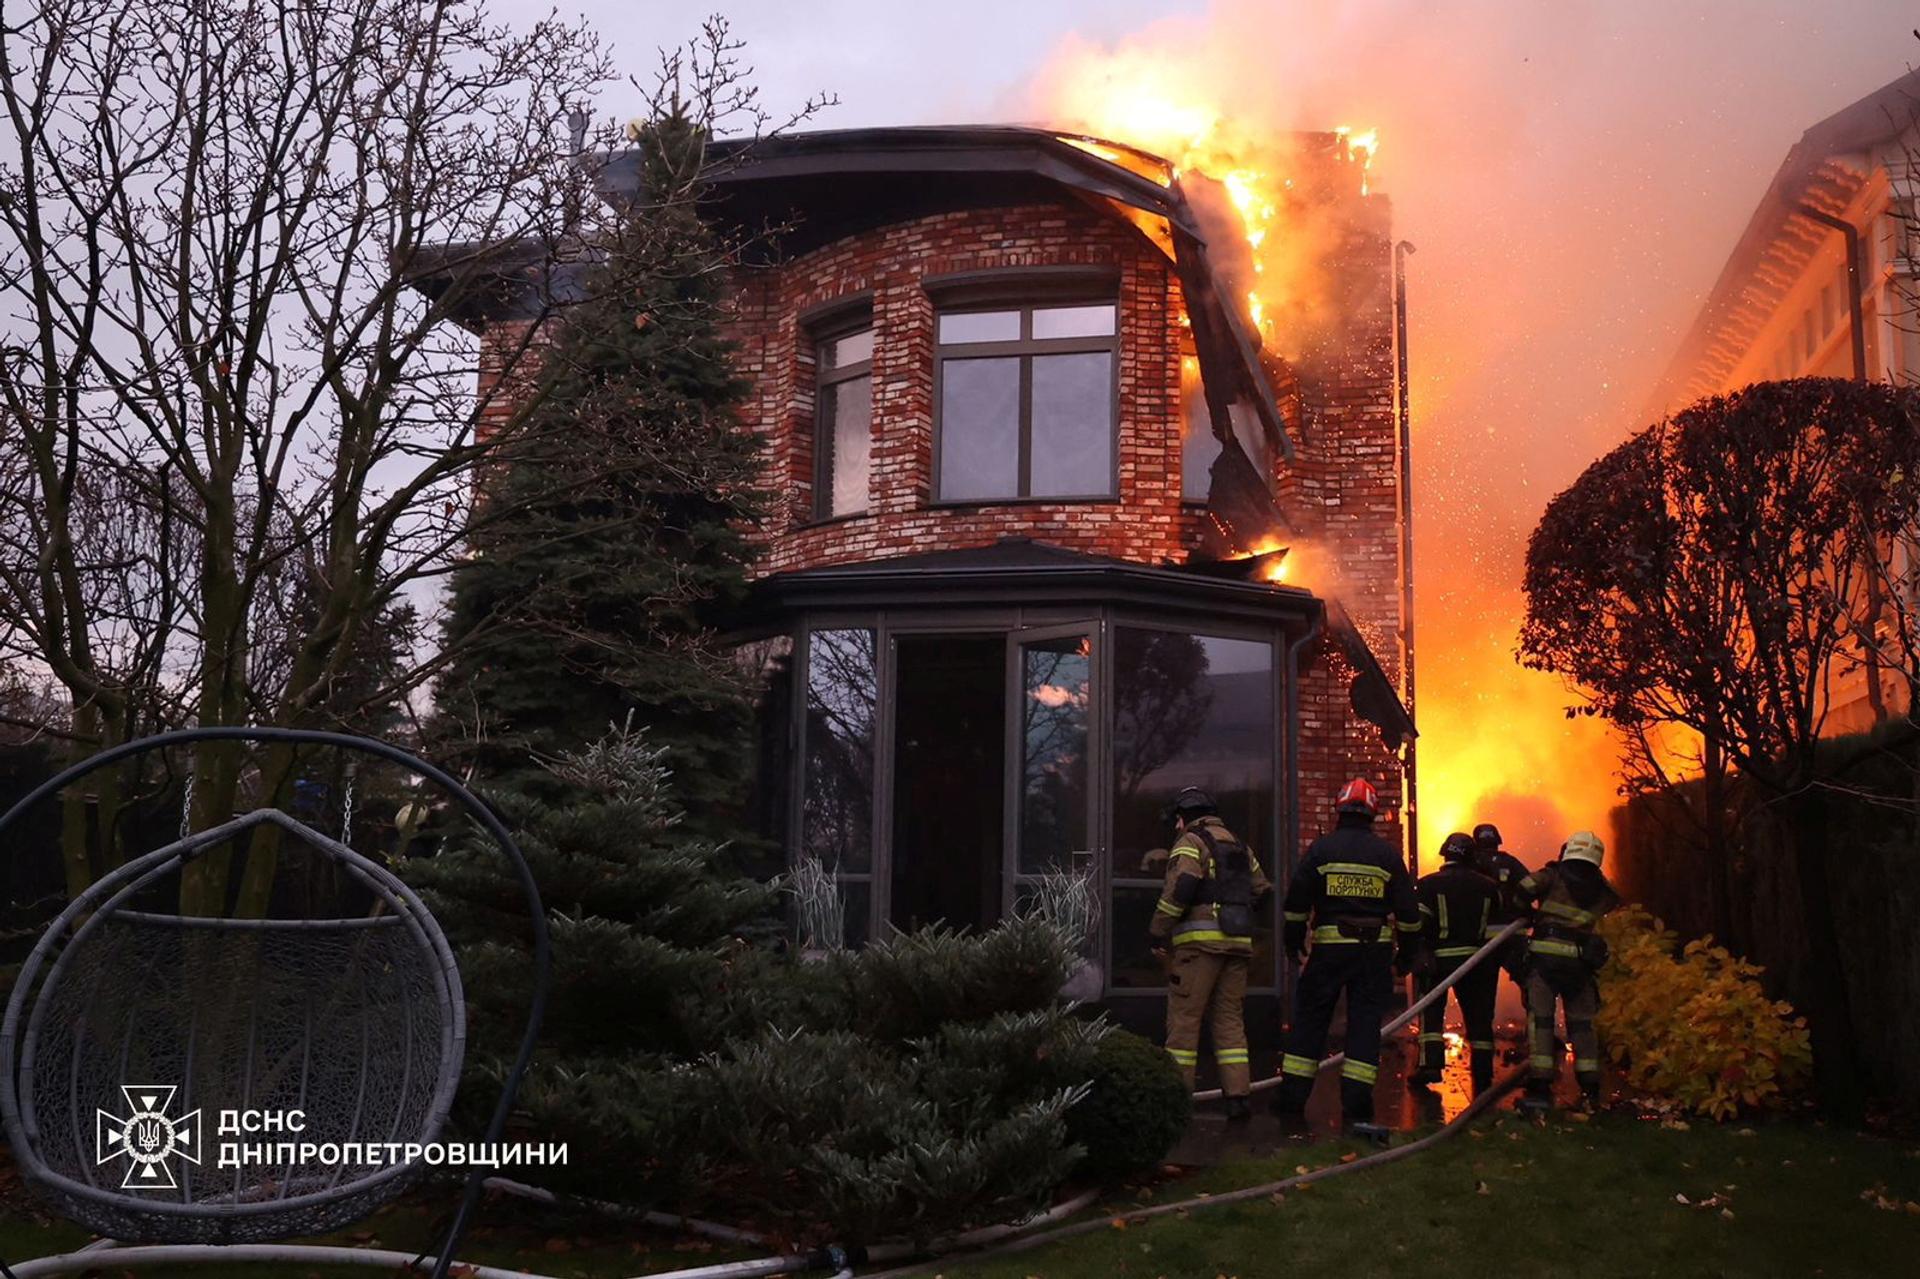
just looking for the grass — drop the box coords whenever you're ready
[0,1116,1915,1277]
[939,1113,1920,1279]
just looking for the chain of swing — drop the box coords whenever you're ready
[176,753,358,842]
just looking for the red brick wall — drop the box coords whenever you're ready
[469,188,1410,864]
[723,202,1211,571]
[1279,200,1410,856]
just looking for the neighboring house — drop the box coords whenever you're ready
[1648,70,1920,735]
[439,125,1414,1025]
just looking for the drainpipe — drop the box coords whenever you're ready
[1285,612,1324,1018]
[1797,205,1868,382]
[1798,206,1886,722]
[1393,240,1418,873]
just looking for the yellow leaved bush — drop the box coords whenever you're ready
[1594,907,1813,1120]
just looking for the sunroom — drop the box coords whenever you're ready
[736,539,1323,1015]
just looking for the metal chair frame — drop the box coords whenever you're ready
[0,728,549,1279]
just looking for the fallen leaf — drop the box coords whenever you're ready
[1476,1181,1491,1196]
[1110,1218,1129,1231]
[1675,1193,1691,1205]
[1339,1152,1359,1164]
[1721,1209,1736,1222]
[1269,1192,1286,1207]
[1295,1164,1311,1176]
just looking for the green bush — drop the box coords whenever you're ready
[1063,1028,1190,1180]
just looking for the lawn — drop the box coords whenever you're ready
[1,1114,1915,1278]
[936,1113,1920,1279]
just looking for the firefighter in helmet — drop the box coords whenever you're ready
[1273,778,1423,1132]
[1411,832,1503,1095]
[1512,830,1621,1109]
[1472,822,1532,996]
[1148,786,1272,1121]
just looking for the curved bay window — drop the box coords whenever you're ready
[755,547,1307,1008]
[934,296,1118,502]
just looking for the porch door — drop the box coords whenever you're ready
[1006,624,1101,916]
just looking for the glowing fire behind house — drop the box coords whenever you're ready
[1036,40,1623,867]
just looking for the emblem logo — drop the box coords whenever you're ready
[96,1085,201,1190]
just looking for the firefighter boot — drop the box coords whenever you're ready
[1224,1095,1252,1123]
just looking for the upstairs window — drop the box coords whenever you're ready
[935,299,1117,502]
[814,322,873,519]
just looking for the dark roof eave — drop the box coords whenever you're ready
[740,555,1323,625]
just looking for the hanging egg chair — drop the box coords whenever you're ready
[0,729,546,1278]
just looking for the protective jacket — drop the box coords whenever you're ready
[1416,862,1502,960]
[1514,859,1621,966]
[1282,814,1422,956]
[1149,815,1271,955]
[1479,847,1532,926]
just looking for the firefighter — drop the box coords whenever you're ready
[1273,778,1423,1132]
[1411,832,1502,1095]
[1472,822,1532,993]
[1148,786,1271,1122]
[1512,830,1621,1110]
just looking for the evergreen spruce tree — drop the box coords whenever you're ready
[432,108,763,825]
[413,717,779,1196]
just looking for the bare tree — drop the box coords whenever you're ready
[0,2,804,911]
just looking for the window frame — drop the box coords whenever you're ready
[930,290,1121,505]
[810,308,876,522]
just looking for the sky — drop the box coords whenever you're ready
[508,0,1920,859]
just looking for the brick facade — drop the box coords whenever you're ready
[725,202,1206,572]
[719,192,1409,859]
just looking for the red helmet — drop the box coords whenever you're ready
[1335,778,1379,816]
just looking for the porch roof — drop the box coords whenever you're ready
[741,537,1416,749]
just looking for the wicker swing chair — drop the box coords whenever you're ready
[0,728,547,1279]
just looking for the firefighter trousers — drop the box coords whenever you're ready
[1276,941,1393,1121]
[1164,946,1252,1095]
[1526,967,1601,1091]
[1419,955,1497,1091]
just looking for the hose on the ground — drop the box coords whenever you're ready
[859,1068,1527,1278]
[0,1241,847,1279]
[1193,919,1526,1102]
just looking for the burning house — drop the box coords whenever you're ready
[448,124,1414,1025]
[1648,68,1920,734]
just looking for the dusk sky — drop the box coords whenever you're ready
[514,0,1920,848]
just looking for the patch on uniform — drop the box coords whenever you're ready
[1326,872,1386,899]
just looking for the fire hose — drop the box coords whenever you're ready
[1192,918,1526,1102]
[859,1067,1528,1277]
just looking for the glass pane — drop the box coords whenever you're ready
[738,635,795,879]
[1032,303,1116,339]
[938,310,1020,344]
[1030,352,1114,497]
[1180,356,1221,502]
[1110,885,1167,989]
[938,357,1020,500]
[1110,630,1274,883]
[841,880,872,948]
[1020,634,1091,874]
[826,375,871,517]
[822,327,873,369]
[802,628,876,872]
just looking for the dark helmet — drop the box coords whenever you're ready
[1440,831,1476,863]
[1472,823,1503,849]
[1162,786,1217,824]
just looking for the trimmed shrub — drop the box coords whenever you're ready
[1063,1028,1190,1180]
[1596,906,1813,1119]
